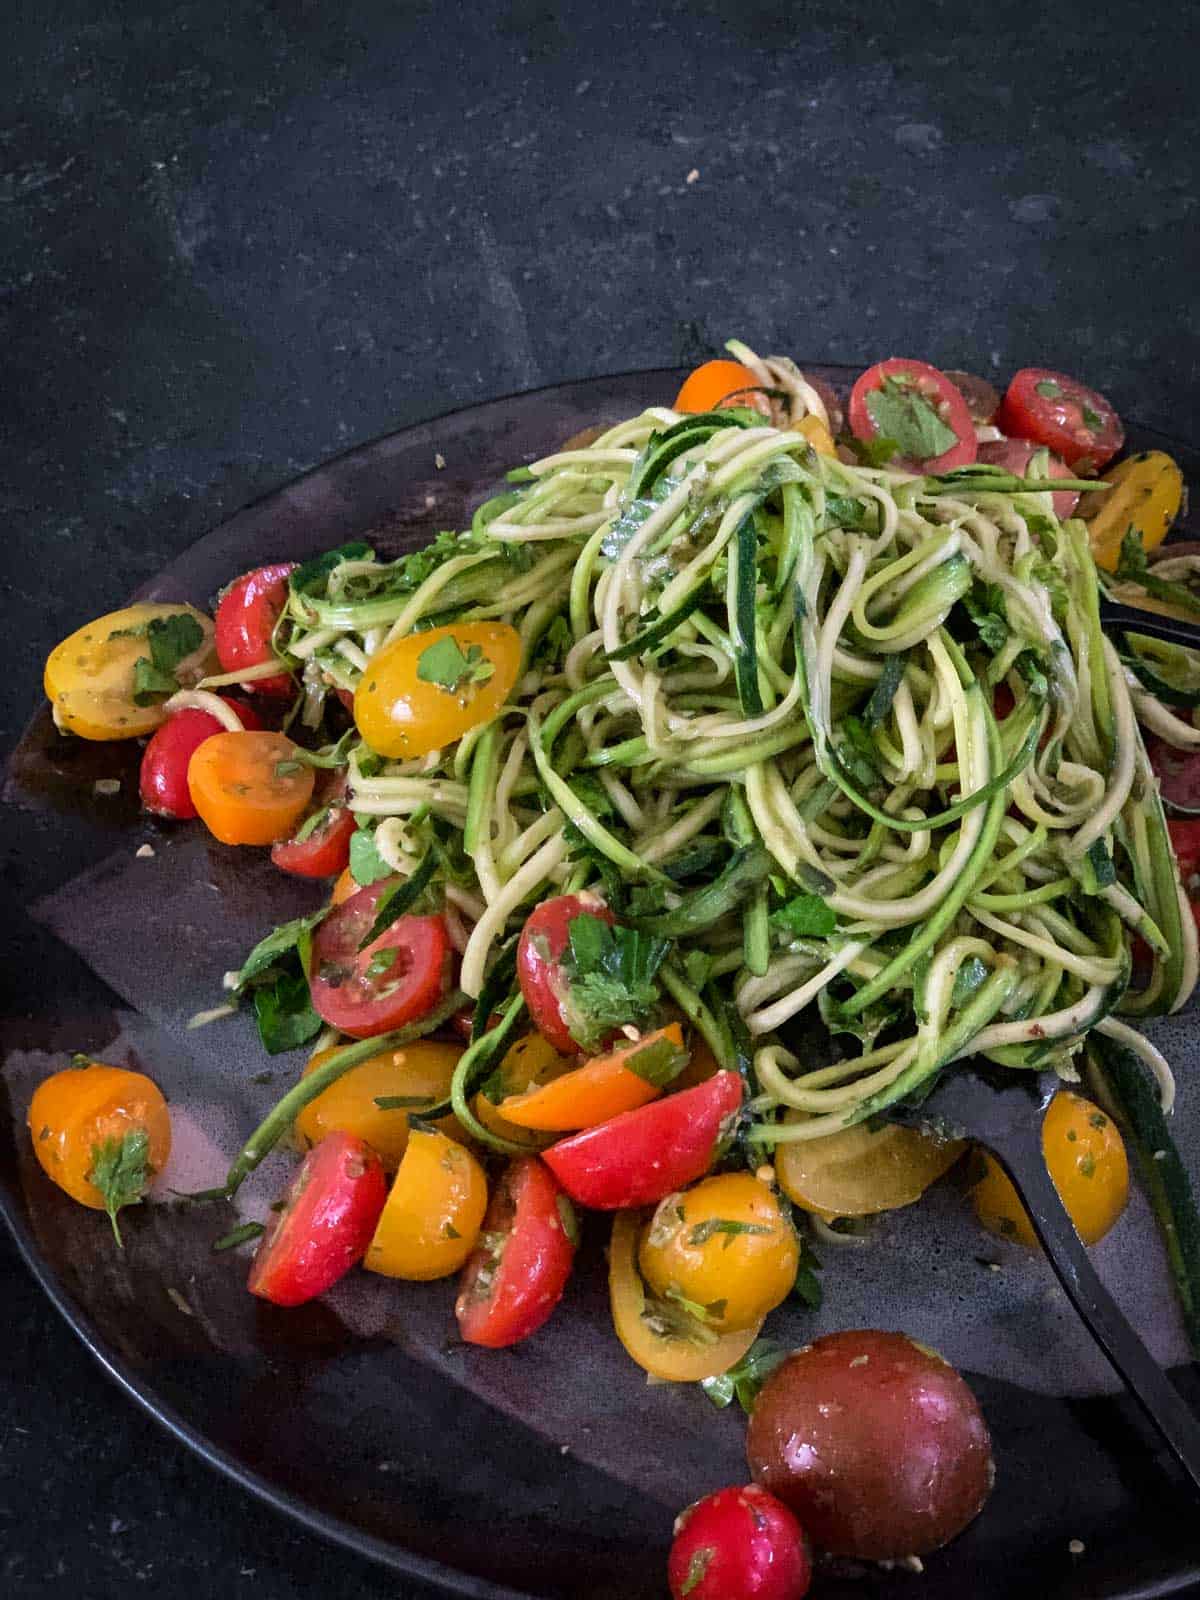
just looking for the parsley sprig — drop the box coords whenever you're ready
[559,913,670,1052]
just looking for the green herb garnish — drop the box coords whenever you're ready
[416,634,495,693]
[88,1129,152,1246]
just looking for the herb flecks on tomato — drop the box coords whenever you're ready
[997,368,1123,473]
[309,879,450,1039]
[848,359,976,473]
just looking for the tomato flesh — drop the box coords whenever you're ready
[517,893,615,1053]
[248,1131,388,1307]
[543,1070,743,1210]
[848,358,976,472]
[214,563,297,696]
[1147,736,1200,815]
[139,698,262,818]
[455,1156,576,1348]
[997,368,1123,473]
[976,437,1079,520]
[271,805,356,877]
[310,880,450,1038]
[668,1485,811,1600]
[1168,817,1200,885]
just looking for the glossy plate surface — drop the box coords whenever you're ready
[4,367,1200,1599]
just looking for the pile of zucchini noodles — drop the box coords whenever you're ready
[273,343,1195,1153]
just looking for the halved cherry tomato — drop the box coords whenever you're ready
[248,1131,387,1306]
[1084,450,1183,572]
[943,370,1001,425]
[214,563,296,696]
[270,801,356,877]
[309,879,450,1038]
[1168,818,1200,885]
[473,1033,574,1150]
[668,1485,812,1600]
[791,412,836,456]
[972,1089,1128,1247]
[455,1156,576,1347]
[1146,737,1200,815]
[365,1125,488,1280]
[497,1023,686,1131]
[775,1117,964,1219]
[139,697,263,818]
[997,368,1123,473]
[674,360,764,415]
[544,1071,743,1210]
[354,621,522,760]
[609,1208,762,1381]
[28,1061,171,1241]
[848,359,977,473]
[976,437,1079,520]
[516,892,615,1054]
[639,1172,799,1333]
[44,603,216,741]
[294,1039,464,1169]
[187,729,315,845]
[331,867,358,906]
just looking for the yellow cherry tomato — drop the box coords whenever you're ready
[294,1040,464,1170]
[609,1209,763,1381]
[793,412,837,457]
[972,1090,1129,1248]
[44,603,215,741]
[364,1126,488,1280]
[775,1115,965,1219]
[472,1032,574,1150]
[354,621,522,760]
[638,1172,799,1334]
[1084,450,1184,573]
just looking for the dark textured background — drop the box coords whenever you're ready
[3,2,1198,1595]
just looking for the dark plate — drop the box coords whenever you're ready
[4,368,1200,1600]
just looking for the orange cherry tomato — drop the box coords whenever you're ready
[473,1033,574,1150]
[187,730,315,845]
[331,866,358,906]
[354,621,522,760]
[365,1126,488,1280]
[28,1061,171,1242]
[498,1023,687,1132]
[294,1040,464,1170]
[674,359,766,415]
[972,1090,1129,1247]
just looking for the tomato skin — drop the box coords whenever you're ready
[943,369,1001,425]
[997,368,1123,473]
[28,1062,171,1212]
[294,1039,463,1170]
[188,729,315,845]
[455,1157,576,1348]
[366,1126,488,1280]
[668,1485,811,1600]
[517,893,615,1053]
[270,806,356,877]
[309,880,450,1039]
[848,359,977,472]
[543,1071,744,1210]
[674,360,764,415]
[498,1022,685,1131]
[976,437,1079,520]
[139,698,263,819]
[353,621,522,760]
[248,1132,387,1307]
[214,563,296,696]
[747,1330,993,1559]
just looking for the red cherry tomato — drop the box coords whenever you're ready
[248,1131,388,1306]
[542,1071,743,1210]
[977,437,1079,520]
[270,775,355,877]
[943,370,1001,425]
[214,563,297,696]
[668,1485,811,1600]
[455,1156,576,1348]
[517,893,615,1053]
[997,368,1124,473]
[138,698,263,819]
[848,358,977,472]
[746,1330,994,1559]
[1168,818,1200,898]
[310,879,450,1039]
[1147,737,1200,816]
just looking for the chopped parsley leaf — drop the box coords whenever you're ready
[88,1128,152,1247]
[416,634,495,693]
[864,374,958,463]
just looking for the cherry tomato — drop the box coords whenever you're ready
[248,1131,387,1306]
[44,603,216,742]
[331,866,358,907]
[668,1485,811,1600]
[28,1061,171,1241]
[791,412,836,456]
[365,1125,488,1280]
[473,1033,575,1150]
[997,368,1124,474]
[516,892,615,1054]
[354,621,522,760]
[747,1331,994,1559]
[972,1089,1129,1248]
[309,879,450,1039]
[848,359,977,473]
[775,1117,963,1219]
[976,437,1079,520]
[1168,818,1200,886]
[294,1039,464,1170]
[214,563,296,696]
[455,1156,576,1348]
[1147,737,1200,815]
[498,1022,685,1131]
[674,359,764,415]
[1084,450,1183,572]
[270,805,356,877]
[139,697,263,818]
[543,1071,743,1210]
[187,729,315,845]
[640,1172,799,1333]
[943,369,1001,425]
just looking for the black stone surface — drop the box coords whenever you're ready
[2,2,1198,1596]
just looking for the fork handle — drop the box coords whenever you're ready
[988,1122,1200,1494]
